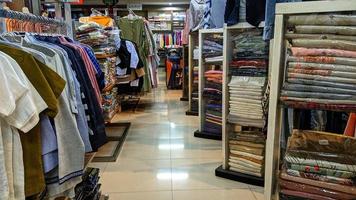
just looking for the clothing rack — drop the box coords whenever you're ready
[0,9,65,26]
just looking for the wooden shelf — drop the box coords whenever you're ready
[84,152,96,170]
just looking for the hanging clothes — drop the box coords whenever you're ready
[118,18,152,92]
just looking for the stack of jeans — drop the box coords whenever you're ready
[281,14,356,111]
[279,130,356,200]
[74,168,102,200]
[203,70,223,135]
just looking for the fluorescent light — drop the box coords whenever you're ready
[169,3,172,5]
[170,122,176,128]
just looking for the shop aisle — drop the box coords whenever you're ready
[89,70,263,200]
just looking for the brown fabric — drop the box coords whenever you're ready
[280,172,356,195]
[279,179,356,199]
[285,33,356,42]
[229,144,264,155]
[288,130,356,155]
[135,67,146,78]
[0,45,65,197]
[280,189,337,200]
[229,140,265,149]
[230,153,263,165]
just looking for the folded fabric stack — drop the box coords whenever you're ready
[228,76,266,128]
[191,66,199,112]
[77,22,119,122]
[232,29,269,60]
[279,130,356,200]
[203,69,223,134]
[203,35,223,62]
[75,168,102,200]
[229,128,266,177]
[281,14,356,111]
[230,60,267,77]
[76,22,109,50]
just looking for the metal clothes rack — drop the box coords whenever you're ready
[0,8,66,34]
[0,8,65,25]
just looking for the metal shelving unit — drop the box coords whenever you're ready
[194,28,223,140]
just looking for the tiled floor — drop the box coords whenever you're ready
[89,71,263,200]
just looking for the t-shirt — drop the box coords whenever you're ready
[0,45,66,197]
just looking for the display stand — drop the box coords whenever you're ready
[264,1,356,200]
[186,31,199,116]
[215,23,266,185]
[181,45,189,101]
[194,28,223,140]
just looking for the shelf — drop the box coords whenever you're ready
[186,110,198,116]
[84,152,96,170]
[215,165,264,186]
[194,130,222,140]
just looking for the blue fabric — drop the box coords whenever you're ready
[263,0,302,40]
[40,114,59,173]
[73,72,93,152]
[83,46,106,90]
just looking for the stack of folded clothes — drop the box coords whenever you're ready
[227,28,269,177]
[76,22,110,50]
[75,168,102,200]
[230,60,267,77]
[228,76,266,128]
[192,66,199,112]
[229,127,266,177]
[203,35,223,63]
[203,69,223,135]
[279,130,356,200]
[232,29,269,60]
[280,14,356,111]
[77,22,119,122]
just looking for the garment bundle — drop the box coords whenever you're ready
[228,76,266,128]
[228,129,266,177]
[0,33,108,200]
[154,31,183,48]
[203,36,223,62]
[203,68,223,135]
[279,130,356,199]
[281,14,356,111]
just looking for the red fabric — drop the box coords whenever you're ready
[344,113,356,137]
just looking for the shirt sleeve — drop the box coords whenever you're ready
[0,53,44,133]
[125,41,139,69]
[0,59,29,117]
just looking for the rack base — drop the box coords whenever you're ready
[185,111,198,116]
[215,165,264,186]
[194,130,222,140]
[180,97,189,101]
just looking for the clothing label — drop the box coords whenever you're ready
[319,139,329,145]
